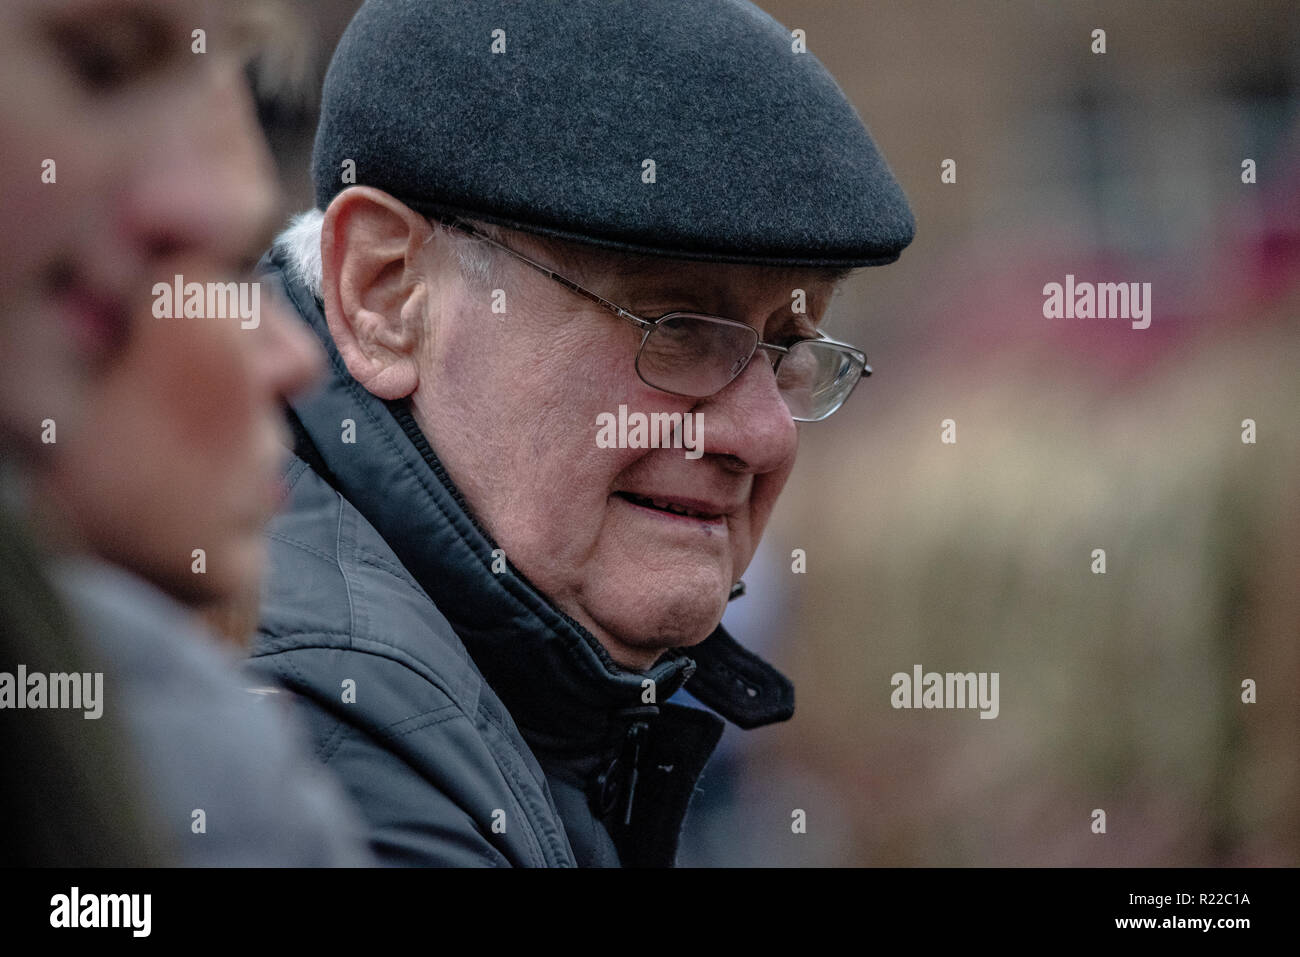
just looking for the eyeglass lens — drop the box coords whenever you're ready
[636,314,758,398]
[774,338,862,421]
[635,314,862,420]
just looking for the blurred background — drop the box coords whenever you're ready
[255,0,1300,865]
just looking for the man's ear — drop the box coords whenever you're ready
[320,186,438,400]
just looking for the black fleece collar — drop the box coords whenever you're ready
[261,245,794,743]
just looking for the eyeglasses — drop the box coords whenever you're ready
[434,216,872,422]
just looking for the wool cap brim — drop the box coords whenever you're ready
[312,0,915,268]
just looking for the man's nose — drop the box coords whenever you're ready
[693,347,798,474]
[114,59,277,269]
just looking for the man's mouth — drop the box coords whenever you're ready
[613,491,725,523]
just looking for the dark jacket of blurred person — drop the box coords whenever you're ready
[244,252,793,866]
[0,504,171,866]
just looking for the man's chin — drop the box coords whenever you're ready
[581,588,729,672]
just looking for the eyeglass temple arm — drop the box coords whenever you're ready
[754,340,872,377]
[438,217,875,380]
[436,216,653,332]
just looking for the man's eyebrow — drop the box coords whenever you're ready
[625,287,704,305]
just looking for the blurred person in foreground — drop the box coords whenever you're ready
[248,0,914,866]
[2,0,371,865]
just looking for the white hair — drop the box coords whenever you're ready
[273,209,326,299]
[271,208,502,302]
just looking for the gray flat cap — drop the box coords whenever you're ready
[312,0,915,267]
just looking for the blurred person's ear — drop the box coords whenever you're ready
[320,187,437,401]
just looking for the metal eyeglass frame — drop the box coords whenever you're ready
[432,215,872,422]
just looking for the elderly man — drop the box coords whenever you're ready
[249,0,914,866]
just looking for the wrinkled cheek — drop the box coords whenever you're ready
[436,317,534,429]
[433,328,480,397]
[746,475,789,548]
